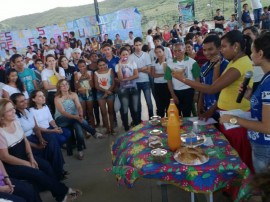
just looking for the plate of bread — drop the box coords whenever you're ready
[173,147,209,165]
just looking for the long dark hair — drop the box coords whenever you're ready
[10,93,29,118]
[45,54,59,73]
[221,30,246,52]
[29,90,46,109]
[6,69,25,93]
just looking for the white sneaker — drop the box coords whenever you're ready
[94,132,105,139]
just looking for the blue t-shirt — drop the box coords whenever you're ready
[194,43,203,53]
[18,68,37,94]
[200,58,228,110]
[241,10,252,23]
[105,55,119,77]
[248,72,270,145]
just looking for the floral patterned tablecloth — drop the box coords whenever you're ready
[111,119,251,201]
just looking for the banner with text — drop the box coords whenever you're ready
[0,7,142,59]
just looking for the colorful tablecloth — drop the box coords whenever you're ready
[111,119,251,201]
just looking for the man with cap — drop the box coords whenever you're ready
[69,48,82,71]
[189,20,201,33]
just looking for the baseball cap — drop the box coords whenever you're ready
[72,48,82,54]
[194,20,199,24]
[37,36,42,39]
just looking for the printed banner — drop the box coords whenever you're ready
[0,7,142,59]
[178,0,195,22]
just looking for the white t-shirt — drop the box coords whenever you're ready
[64,48,73,60]
[151,61,167,83]
[41,67,65,92]
[253,65,264,82]
[26,52,36,59]
[95,69,113,90]
[2,85,29,99]
[30,106,53,129]
[43,49,55,58]
[16,109,35,137]
[166,58,198,90]
[129,52,151,83]
[115,61,138,88]
[250,0,262,9]
[0,121,25,149]
[149,47,172,63]
[125,37,135,46]
[146,35,155,49]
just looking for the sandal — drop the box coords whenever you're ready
[62,189,82,202]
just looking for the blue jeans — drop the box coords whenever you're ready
[0,178,41,202]
[43,126,71,147]
[56,116,95,151]
[27,134,65,180]
[118,87,140,130]
[136,82,154,121]
[251,142,270,173]
[253,8,262,25]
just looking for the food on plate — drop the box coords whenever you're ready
[174,147,208,165]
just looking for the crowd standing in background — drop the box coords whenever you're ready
[0,4,269,200]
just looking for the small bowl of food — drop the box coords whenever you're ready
[149,119,161,126]
[151,148,167,162]
[150,116,161,120]
[148,136,163,148]
[149,129,162,135]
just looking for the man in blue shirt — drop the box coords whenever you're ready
[198,34,228,121]
[10,54,38,94]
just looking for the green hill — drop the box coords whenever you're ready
[0,0,269,32]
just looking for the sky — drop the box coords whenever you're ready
[0,0,104,22]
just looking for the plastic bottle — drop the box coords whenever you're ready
[167,110,181,151]
[167,99,179,118]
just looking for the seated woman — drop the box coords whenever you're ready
[10,93,66,180]
[0,159,40,202]
[2,69,29,100]
[0,99,81,201]
[29,90,71,147]
[54,79,104,160]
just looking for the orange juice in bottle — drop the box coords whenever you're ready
[167,110,181,151]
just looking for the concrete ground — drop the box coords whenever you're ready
[40,94,259,202]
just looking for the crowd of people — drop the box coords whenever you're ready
[0,2,269,200]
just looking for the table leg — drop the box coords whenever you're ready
[161,184,168,202]
[206,192,213,202]
[191,192,195,202]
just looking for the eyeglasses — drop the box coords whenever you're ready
[174,49,183,52]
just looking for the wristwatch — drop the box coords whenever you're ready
[229,117,238,125]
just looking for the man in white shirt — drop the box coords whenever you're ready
[43,45,55,59]
[63,42,73,60]
[129,37,153,121]
[26,47,36,65]
[250,0,263,26]
[125,31,135,46]
[149,35,172,63]
[146,29,155,51]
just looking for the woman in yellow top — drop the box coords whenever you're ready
[172,30,254,172]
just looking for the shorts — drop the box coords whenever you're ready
[97,91,115,100]
[78,92,94,102]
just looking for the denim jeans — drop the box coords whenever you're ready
[55,116,94,151]
[118,87,140,130]
[251,142,270,173]
[136,82,154,121]
[253,8,262,25]
[27,134,65,180]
